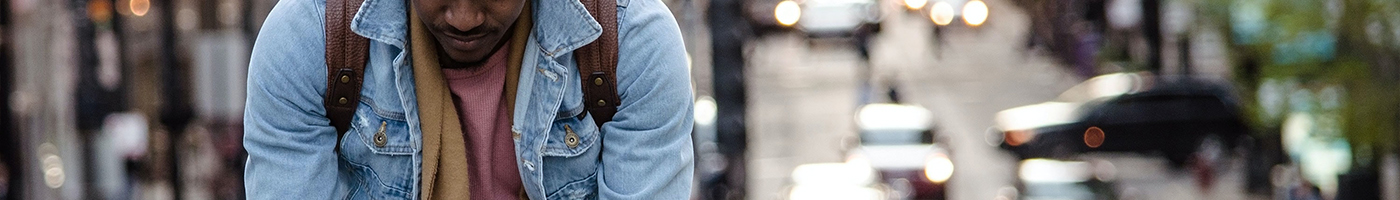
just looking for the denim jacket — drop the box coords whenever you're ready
[241,0,695,198]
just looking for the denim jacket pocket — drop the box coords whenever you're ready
[541,112,603,198]
[545,171,599,200]
[337,100,417,200]
[542,110,599,157]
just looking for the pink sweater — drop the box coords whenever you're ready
[440,45,522,199]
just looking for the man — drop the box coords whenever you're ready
[242,0,695,198]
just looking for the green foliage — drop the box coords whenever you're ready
[1216,0,1400,162]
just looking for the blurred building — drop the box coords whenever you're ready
[5,0,275,199]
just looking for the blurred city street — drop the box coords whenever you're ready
[732,0,1252,199]
[4,0,1400,199]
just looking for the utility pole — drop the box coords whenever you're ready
[705,0,749,198]
[156,0,193,199]
[1142,0,1161,74]
[0,1,22,199]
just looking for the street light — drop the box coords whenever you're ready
[130,0,150,16]
[904,0,927,10]
[775,0,801,27]
[962,0,988,26]
[929,1,954,26]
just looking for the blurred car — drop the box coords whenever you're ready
[844,103,950,200]
[741,0,881,37]
[903,0,988,56]
[910,0,989,27]
[745,0,800,32]
[785,162,887,200]
[781,0,880,37]
[1011,158,1120,200]
[994,72,1249,166]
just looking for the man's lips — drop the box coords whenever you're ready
[441,31,489,50]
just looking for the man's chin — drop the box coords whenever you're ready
[442,51,489,65]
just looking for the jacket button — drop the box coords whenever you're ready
[563,125,579,148]
[512,130,521,140]
[338,97,349,104]
[373,121,387,147]
[596,100,606,106]
[340,75,350,83]
[593,77,604,86]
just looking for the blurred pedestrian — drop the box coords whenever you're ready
[241,0,696,198]
[854,23,876,61]
[0,155,8,199]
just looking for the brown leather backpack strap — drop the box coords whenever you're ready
[575,0,621,127]
[324,0,370,139]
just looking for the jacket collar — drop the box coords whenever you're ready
[350,0,602,58]
[350,0,409,49]
[531,0,604,58]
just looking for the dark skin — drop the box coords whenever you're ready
[412,0,527,68]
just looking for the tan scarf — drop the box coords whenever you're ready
[410,2,530,199]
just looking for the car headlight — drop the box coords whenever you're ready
[775,0,802,26]
[904,0,927,10]
[929,1,954,26]
[962,0,988,26]
[923,153,954,183]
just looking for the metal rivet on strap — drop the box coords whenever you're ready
[593,77,604,86]
[564,125,579,148]
[374,121,388,147]
[596,100,606,106]
[340,75,351,83]
[338,97,349,104]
